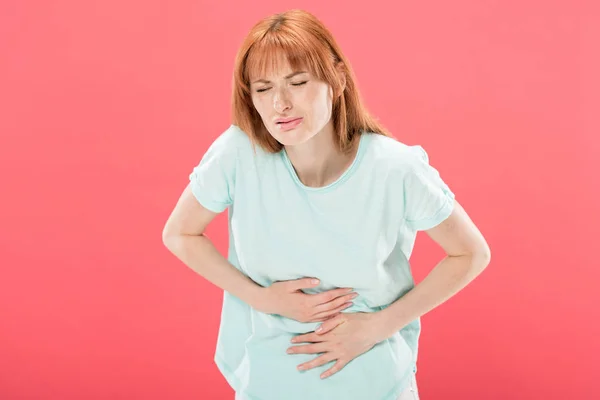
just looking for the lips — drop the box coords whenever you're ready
[275,117,302,124]
[276,117,303,131]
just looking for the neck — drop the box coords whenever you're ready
[284,126,359,188]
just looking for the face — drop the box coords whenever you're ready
[249,58,334,146]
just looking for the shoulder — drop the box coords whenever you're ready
[209,124,253,154]
[363,132,430,173]
[200,124,267,167]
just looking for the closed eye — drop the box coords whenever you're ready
[256,81,308,93]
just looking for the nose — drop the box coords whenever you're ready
[273,88,292,113]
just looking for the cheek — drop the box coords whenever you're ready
[251,96,269,117]
[308,88,332,122]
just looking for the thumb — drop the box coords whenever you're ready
[289,278,320,292]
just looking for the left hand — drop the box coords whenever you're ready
[286,312,387,379]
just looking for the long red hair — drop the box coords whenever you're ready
[231,9,392,154]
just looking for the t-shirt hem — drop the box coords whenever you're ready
[216,354,417,400]
[214,355,262,400]
[190,184,230,213]
[407,191,455,231]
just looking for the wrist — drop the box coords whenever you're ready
[249,286,273,314]
[371,309,400,342]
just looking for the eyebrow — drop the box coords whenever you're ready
[251,71,308,84]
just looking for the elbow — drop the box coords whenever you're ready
[473,245,492,269]
[482,242,492,262]
[162,226,181,252]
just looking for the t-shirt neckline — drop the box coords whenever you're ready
[280,132,370,193]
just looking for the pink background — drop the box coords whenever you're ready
[1,1,598,399]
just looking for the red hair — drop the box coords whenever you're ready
[231,9,392,154]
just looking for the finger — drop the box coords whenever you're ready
[287,342,328,355]
[291,332,321,344]
[288,278,321,291]
[320,359,348,379]
[313,291,357,314]
[308,317,332,323]
[308,287,354,306]
[297,353,336,372]
[316,313,347,335]
[311,301,352,320]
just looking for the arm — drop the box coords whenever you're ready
[285,199,492,379]
[162,184,354,320]
[373,199,491,340]
[162,184,265,308]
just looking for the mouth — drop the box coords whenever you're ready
[276,117,302,124]
[276,117,303,131]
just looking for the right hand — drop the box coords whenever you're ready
[255,278,358,323]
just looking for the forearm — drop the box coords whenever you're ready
[375,253,490,341]
[163,234,265,309]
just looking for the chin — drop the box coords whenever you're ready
[270,126,313,147]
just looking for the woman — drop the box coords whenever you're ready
[163,9,491,400]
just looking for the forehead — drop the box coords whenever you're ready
[246,47,310,82]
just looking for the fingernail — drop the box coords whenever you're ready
[351,293,358,298]
[287,348,294,354]
[316,326,322,332]
[311,279,320,284]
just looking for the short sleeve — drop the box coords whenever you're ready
[403,145,456,231]
[188,126,239,213]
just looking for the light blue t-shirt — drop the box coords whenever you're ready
[188,124,455,400]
